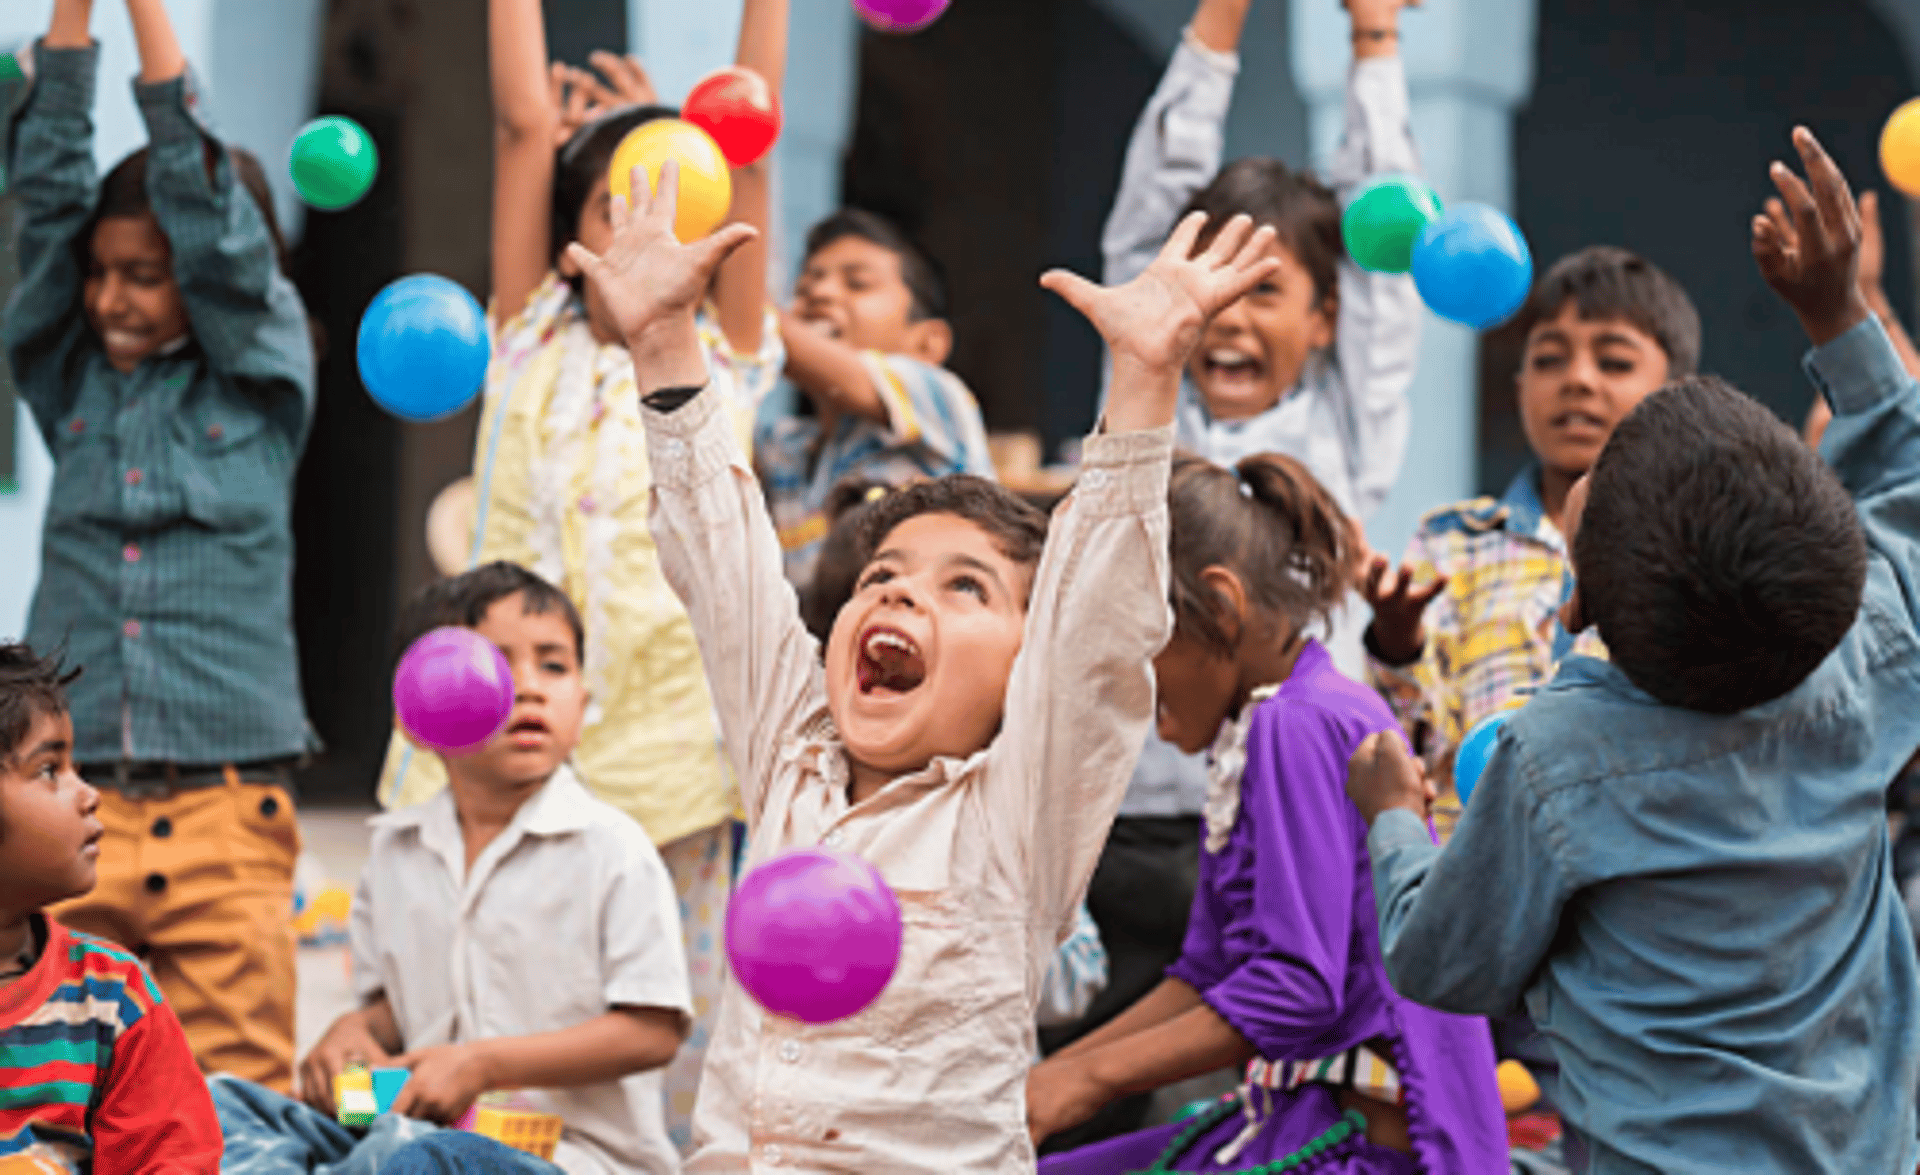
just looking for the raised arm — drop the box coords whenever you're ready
[996,216,1281,929]
[127,0,313,437]
[1,0,99,438]
[1324,0,1422,522]
[570,166,819,821]
[1800,189,1920,448]
[710,0,786,356]
[490,0,562,324]
[1099,0,1247,290]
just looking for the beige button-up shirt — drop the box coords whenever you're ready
[643,385,1172,1172]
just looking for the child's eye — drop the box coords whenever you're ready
[37,761,58,783]
[1529,353,1566,371]
[1599,357,1635,375]
[858,567,894,591]
[949,575,987,601]
[1248,280,1280,299]
[542,659,568,674]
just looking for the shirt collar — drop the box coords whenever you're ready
[370,762,596,839]
[1497,464,1551,538]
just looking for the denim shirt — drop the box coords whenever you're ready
[2,43,315,764]
[1366,316,1920,1173]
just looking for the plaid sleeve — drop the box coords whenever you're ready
[135,67,314,441]
[1036,904,1109,1029]
[858,353,996,477]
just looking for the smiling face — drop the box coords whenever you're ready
[85,214,190,374]
[1186,238,1335,422]
[795,235,950,363]
[823,512,1031,782]
[444,594,589,790]
[1518,303,1672,484]
[0,709,102,912]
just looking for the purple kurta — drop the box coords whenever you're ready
[1045,641,1507,1174]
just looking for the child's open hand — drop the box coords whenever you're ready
[1752,127,1872,346]
[565,160,758,373]
[1045,212,1280,377]
[551,52,658,146]
[1346,729,1434,827]
[1361,557,1447,666]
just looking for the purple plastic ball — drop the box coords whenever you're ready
[726,849,903,1024]
[852,0,951,34]
[392,627,514,754]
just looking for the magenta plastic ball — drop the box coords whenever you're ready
[852,0,951,33]
[726,849,903,1024]
[392,627,514,754]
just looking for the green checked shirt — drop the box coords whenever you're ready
[2,42,316,765]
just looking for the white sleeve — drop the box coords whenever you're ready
[600,828,696,1021]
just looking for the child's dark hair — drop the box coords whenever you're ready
[1512,246,1702,377]
[1575,376,1865,714]
[552,104,679,285]
[803,478,900,641]
[88,145,290,273]
[393,561,585,668]
[0,643,79,766]
[804,209,948,322]
[854,475,1048,592]
[1166,452,1351,657]
[1183,158,1341,309]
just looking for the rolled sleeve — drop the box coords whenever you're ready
[1806,314,1913,418]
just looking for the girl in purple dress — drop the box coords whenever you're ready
[1028,454,1507,1173]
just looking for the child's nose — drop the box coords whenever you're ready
[75,775,100,816]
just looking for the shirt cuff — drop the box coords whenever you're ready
[1178,26,1241,78]
[133,66,213,150]
[1804,314,1910,417]
[641,379,737,493]
[25,41,97,113]
[1368,806,1434,858]
[1073,424,1173,518]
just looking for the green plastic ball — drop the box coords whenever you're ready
[1342,175,1444,274]
[290,116,379,211]
[1173,1097,1216,1123]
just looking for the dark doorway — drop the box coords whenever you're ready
[841,0,1164,459]
[1484,0,1914,495]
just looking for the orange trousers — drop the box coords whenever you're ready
[52,770,301,1092]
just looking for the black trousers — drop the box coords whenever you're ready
[1038,814,1203,1154]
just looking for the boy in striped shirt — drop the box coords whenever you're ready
[0,643,219,1173]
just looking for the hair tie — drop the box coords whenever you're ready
[1237,478,1254,500]
[863,485,889,504]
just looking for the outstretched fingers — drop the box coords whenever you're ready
[1163,210,1211,265]
[1038,268,1102,320]
[1794,126,1859,248]
[1200,213,1256,267]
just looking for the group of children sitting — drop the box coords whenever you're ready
[2,0,1919,1171]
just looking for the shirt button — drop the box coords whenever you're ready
[123,544,141,564]
[779,1040,801,1063]
[125,468,143,486]
[260,796,280,818]
[144,872,167,894]
[206,424,224,441]
[762,1145,783,1166]
[151,817,172,838]
[822,830,844,849]
[123,620,142,639]
[67,419,85,435]
[1081,469,1107,490]
[665,439,688,459]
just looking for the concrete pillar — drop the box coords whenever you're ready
[1293,0,1537,554]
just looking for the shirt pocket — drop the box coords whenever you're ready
[44,406,119,527]
[854,889,1014,1053]
[175,399,284,531]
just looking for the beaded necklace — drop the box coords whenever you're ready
[1131,1094,1369,1174]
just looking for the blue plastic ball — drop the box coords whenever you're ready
[1410,204,1533,331]
[1453,710,1513,807]
[356,274,489,422]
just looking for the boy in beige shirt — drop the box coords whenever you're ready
[566,163,1280,1172]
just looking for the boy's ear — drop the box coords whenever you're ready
[1559,582,1588,635]
[1307,292,1338,353]
[904,318,953,366]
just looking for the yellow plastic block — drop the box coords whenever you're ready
[471,1106,565,1161]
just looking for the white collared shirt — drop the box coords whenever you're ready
[352,765,693,1175]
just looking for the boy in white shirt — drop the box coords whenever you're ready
[566,159,1281,1170]
[296,562,692,1175]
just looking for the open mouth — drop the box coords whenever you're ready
[505,716,550,746]
[101,328,149,353]
[80,826,103,859]
[1550,409,1609,433]
[856,626,927,696]
[1200,348,1266,388]
[800,314,844,342]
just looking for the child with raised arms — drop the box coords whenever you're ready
[566,157,1281,1169]
[1025,453,1504,1173]
[1346,127,1920,1174]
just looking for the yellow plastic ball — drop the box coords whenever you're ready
[1882,99,1920,197]
[1496,1059,1542,1115]
[607,119,733,243]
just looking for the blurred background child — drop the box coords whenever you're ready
[5,0,316,1094]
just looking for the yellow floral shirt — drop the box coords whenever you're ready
[377,273,783,847]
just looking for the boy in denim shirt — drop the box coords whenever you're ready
[1346,127,1920,1173]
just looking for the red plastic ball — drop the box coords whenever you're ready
[682,67,782,169]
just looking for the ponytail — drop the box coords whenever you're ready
[1166,452,1353,658]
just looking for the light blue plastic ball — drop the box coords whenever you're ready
[1454,710,1513,807]
[1410,203,1533,331]
[356,274,489,422]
